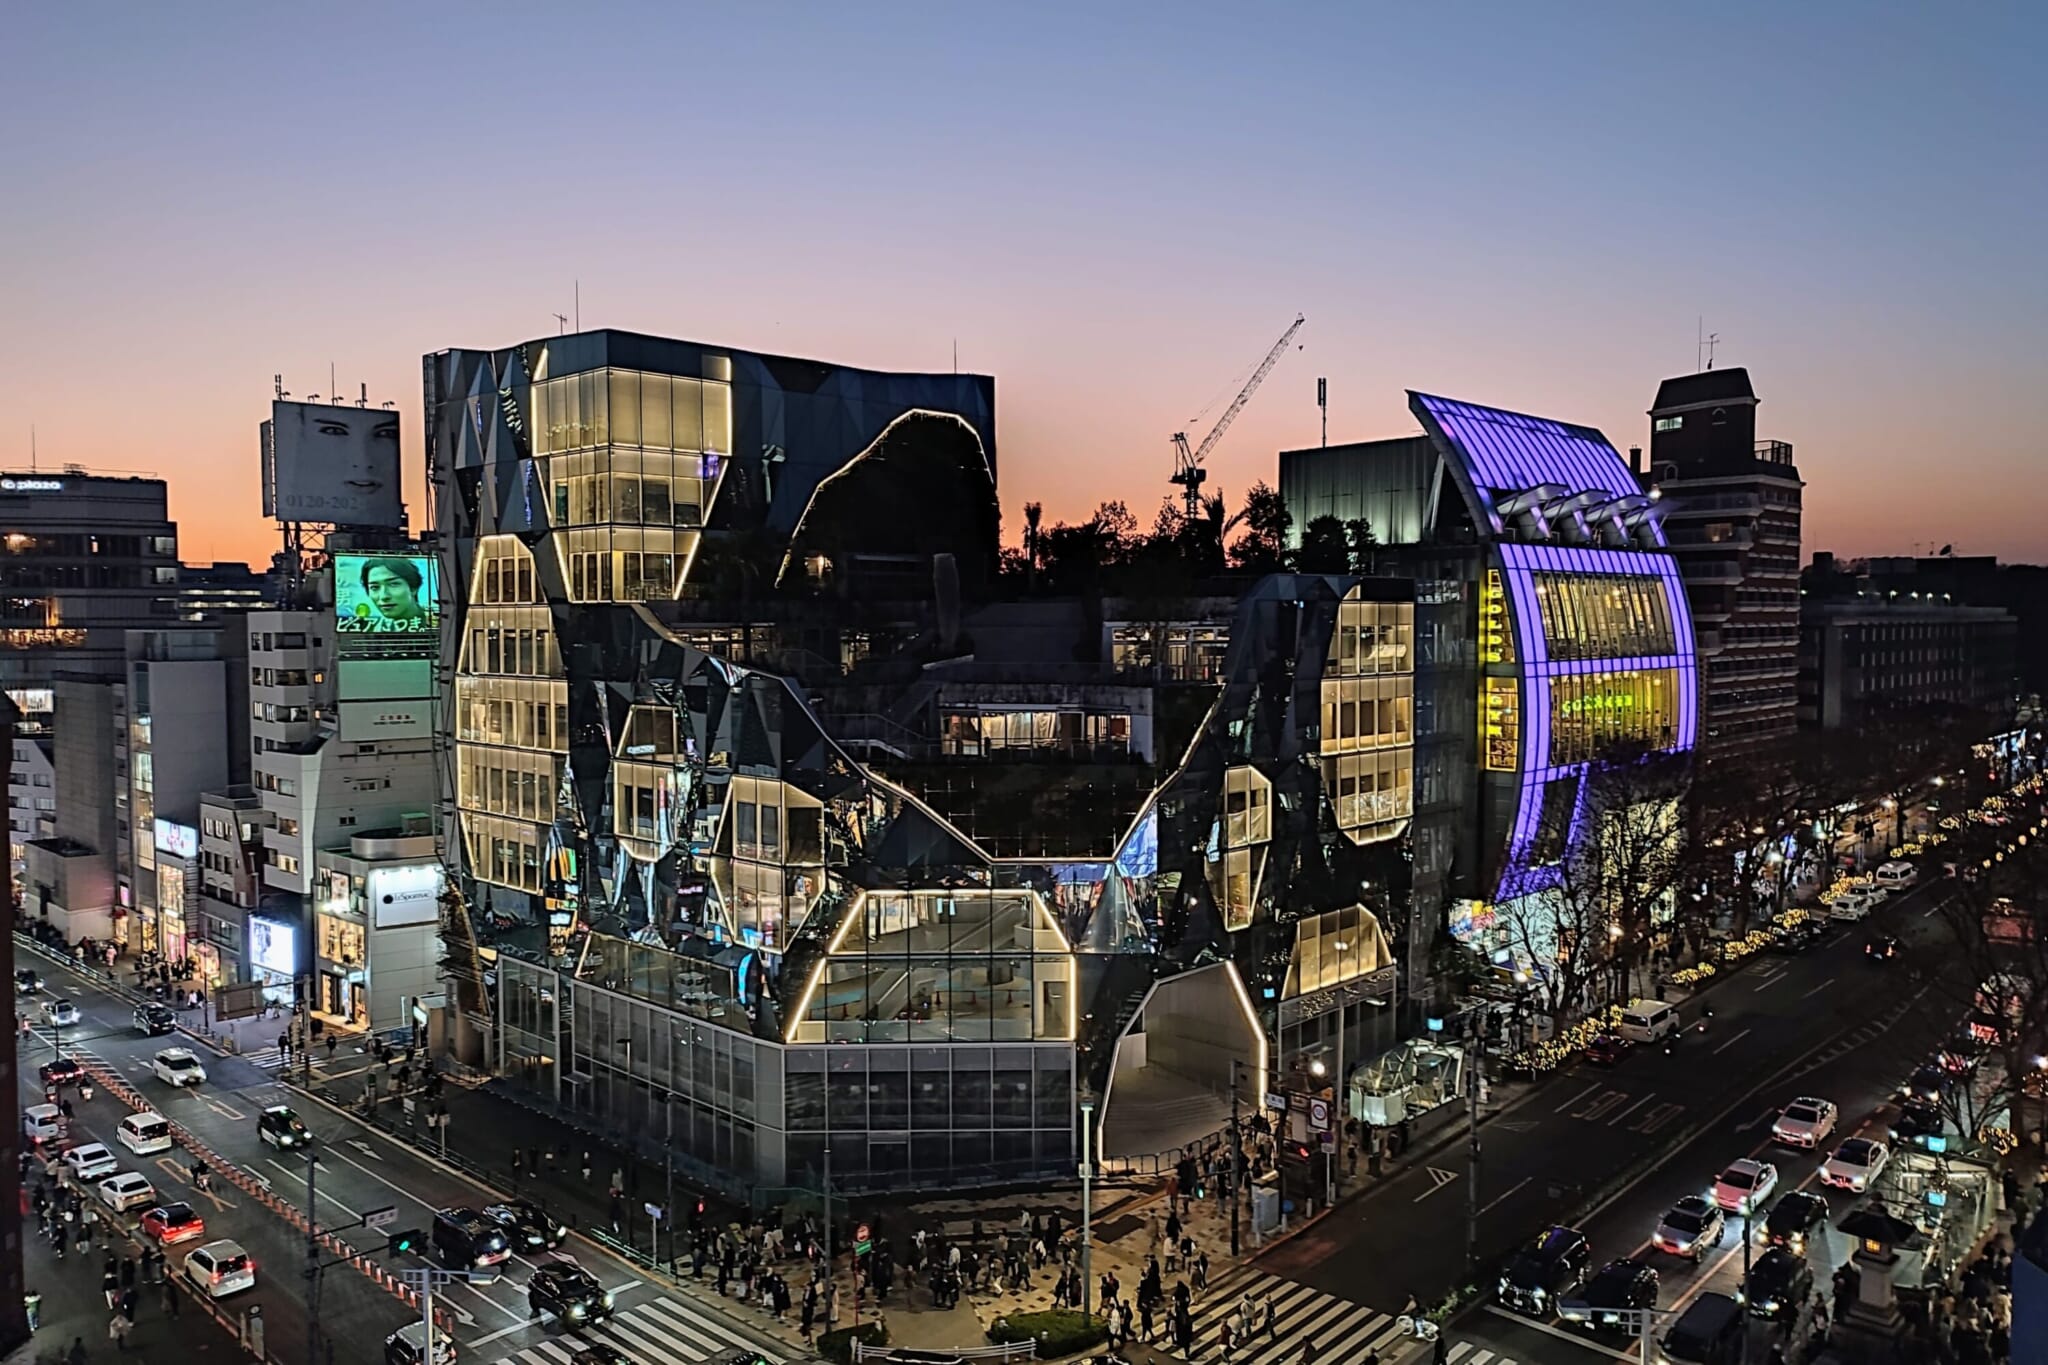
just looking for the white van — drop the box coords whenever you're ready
[118,1111,174,1156]
[1874,861,1917,889]
[1830,888,1885,921]
[1615,999,1680,1043]
[22,1104,63,1144]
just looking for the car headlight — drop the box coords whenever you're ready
[600,1292,615,1310]
[567,1303,587,1319]
[1533,1288,1547,1302]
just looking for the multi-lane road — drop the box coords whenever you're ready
[15,944,788,1365]
[1260,871,1966,1363]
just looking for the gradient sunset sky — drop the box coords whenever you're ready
[4,4,2041,566]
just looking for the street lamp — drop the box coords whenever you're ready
[1078,1099,1095,1321]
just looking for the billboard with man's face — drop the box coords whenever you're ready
[335,552,440,658]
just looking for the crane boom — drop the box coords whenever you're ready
[1171,314,1305,519]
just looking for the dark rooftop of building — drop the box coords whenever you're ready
[1652,368,1757,411]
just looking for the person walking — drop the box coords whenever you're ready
[511,1148,523,1184]
[162,1275,181,1317]
[1263,1292,1277,1342]
[24,1288,40,1332]
[109,1311,132,1352]
[103,1258,119,1308]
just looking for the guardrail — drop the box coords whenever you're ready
[852,1342,1036,1364]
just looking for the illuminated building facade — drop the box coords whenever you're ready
[431,329,1413,1191]
[1284,392,1699,966]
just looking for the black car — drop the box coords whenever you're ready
[1864,935,1900,963]
[431,1206,512,1279]
[382,1322,456,1365]
[528,1262,615,1328]
[1769,920,1826,953]
[569,1350,638,1365]
[1891,1097,1948,1149]
[1902,1064,1950,1104]
[1757,1191,1829,1254]
[15,969,43,994]
[1559,1257,1659,1331]
[1499,1225,1591,1314]
[257,1106,313,1150]
[133,1002,178,1036]
[484,1200,567,1251]
[1741,1247,1814,1318]
[37,1057,84,1089]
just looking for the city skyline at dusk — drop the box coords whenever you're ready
[3,4,2041,566]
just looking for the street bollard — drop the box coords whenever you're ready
[247,1304,266,1356]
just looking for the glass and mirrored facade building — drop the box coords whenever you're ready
[429,330,1428,1193]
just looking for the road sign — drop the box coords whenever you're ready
[1264,1091,1287,1111]
[1308,1097,1331,1132]
[645,1202,665,1222]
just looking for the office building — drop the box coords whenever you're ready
[0,693,26,1356]
[0,470,179,694]
[1798,595,2017,729]
[6,708,54,881]
[195,786,270,988]
[178,560,278,622]
[1642,368,1802,759]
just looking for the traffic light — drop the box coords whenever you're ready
[387,1228,424,1257]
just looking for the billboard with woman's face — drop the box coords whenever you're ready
[335,553,439,654]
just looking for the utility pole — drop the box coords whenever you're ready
[1228,1064,1242,1256]
[1079,1099,1095,1320]
[305,1141,322,1365]
[1465,1013,1483,1272]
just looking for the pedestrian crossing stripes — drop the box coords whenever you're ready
[242,1046,285,1071]
[1170,1265,1413,1365]
[485,1294,781,1365]
[1444,1343,1525,1365]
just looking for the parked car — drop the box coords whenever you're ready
[184,1240,256,1298]
[141,1202,207,1245]
[1771,1097,1838,1149]
[1585,1032,1632,1066]
[1874,860,1918,888]
[1821,1138,1890,1192]
[62,1143,118,1182]
[98,1172,158,1213]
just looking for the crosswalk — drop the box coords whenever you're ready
[1176,1266,1418,1364]
[1444,1344,1527,1365]
[484,1294,781,1365]
[242,1046,286,1071]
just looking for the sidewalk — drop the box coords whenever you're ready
[8,1203,249,1365]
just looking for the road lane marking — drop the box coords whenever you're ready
[1711,1027,1753,1055]
[202,1096,247,1121]
[1629,1102,1686,1135]
[153,1155,237,1212]
[1413,1168,1460,1202]
[1554,1082,1601,1113]
[266,1160,359,1218]
[1571,1089,1631,1121]
[1482,1306,1640,1360]
[346,1138,385,1161]
[1801,977,1837,1000]
[1479,1176,1531,1214]
[1607,1093,1656,1127]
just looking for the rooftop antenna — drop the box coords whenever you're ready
[29,423,36,471]
[574,280,580,333]
[553,312,568,335]
[1695,318,1721,372]
[952,338,958,374]
[1317,377,1328,448]
[330,362,337,403]
[273,374,284,400]
[358,382,369,408]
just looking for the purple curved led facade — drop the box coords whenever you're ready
[1414,393,1644,502]
[1495,542,1699,900]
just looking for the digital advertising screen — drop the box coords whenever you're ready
[335,552,440,655]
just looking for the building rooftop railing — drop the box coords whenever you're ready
[1754,440,1795,464]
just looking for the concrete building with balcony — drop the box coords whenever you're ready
[194,786,271,987]
[1642,368,1803,760]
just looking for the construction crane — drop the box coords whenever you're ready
[1171,313,1305,521]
